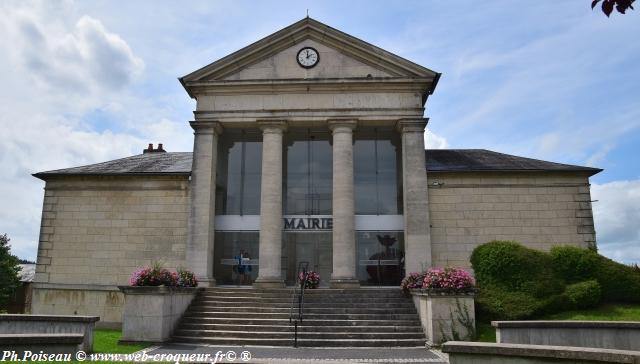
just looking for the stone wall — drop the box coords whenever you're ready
[32,176,190,326]
[428,172,596,269]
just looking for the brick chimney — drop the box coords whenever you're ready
[143,143,167,154]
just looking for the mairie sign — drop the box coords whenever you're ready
[283,217,333,230]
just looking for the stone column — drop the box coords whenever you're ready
[186,121,222,287]
[397,118,432,274]
[328,119,360,288]
[253,120,287,288]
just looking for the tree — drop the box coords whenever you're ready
[0,234,21,308]
[592,0,635,17]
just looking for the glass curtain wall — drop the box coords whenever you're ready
[214,129,262,285]
[354,128,404,285]
[215,129,262,215]
[353,128,402,215]
[283,128,332,215]
[281,128,333,285]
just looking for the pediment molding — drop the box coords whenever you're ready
[180,18,439,97]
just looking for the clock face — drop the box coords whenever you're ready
[297,47,319,68]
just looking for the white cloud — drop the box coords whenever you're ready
[424,129,448,149]
[2,9,144,95]
[592,180,640,264]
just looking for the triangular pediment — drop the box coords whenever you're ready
[180,17,438,87]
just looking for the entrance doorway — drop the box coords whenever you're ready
[283,232,332,287]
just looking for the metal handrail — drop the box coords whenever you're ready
[289,261,309,347]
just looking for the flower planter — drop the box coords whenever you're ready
[410,290,476,346]
[118,286,200,343]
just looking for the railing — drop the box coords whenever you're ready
[289,261,310,348]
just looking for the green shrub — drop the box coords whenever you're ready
[470,240,563,297]
[564,280,601,309]
[475,286,541,320]
[551,246,599,283]
[551,245,640,303]
[594,256,640,303]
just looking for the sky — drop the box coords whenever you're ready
[0,0,638,264]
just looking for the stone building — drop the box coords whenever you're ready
[31,18,600,327]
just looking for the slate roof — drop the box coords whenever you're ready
[33,152,193,179]
[33,149,601,179]
[425,149,602,175]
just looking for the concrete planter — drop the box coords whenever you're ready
[118,286,199,343]
[410,290,475,346]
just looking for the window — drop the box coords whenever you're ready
[215,130,262,215]
[354,128,402,215]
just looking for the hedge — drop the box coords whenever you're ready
[471,241,640,321]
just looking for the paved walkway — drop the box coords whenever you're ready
[140,344,448,363]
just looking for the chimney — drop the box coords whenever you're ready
[143,143,167,154]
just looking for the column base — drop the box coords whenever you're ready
[329,278,360,289]
[253,278,285,289]
[197,277,216,288]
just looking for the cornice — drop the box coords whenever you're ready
[185,77,434,97]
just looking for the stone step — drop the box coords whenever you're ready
[177,323,424,333]
[183,311,419,320]
[201,289,403,297]
[172,335,425,347]
[194,296,411,304]
[187,306,417,314]
[190,301,415,309]
[201,288,402,294]
[174,329,425,340]
[179,317,422,327]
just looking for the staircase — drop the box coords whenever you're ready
[172,288,426,347]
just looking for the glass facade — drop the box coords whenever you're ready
[212,127,405,286]
[215,130,262,215]
[354,128,402,215]
[284,128,332,215]
[213,231,259,285]
[356,231,404,286]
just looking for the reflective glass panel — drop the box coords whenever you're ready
[213,231,259,285]
[284,129,332,215]
[356,231,404,286]
[215,130,262,215]
[354,128,402,215]
[282,232,332,287]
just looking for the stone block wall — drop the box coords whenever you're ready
[31,175,190,326]
[428,172,596,269]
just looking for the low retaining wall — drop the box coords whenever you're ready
[0,333,84,358]
[118,286,199,343]
[411,291,475,345]
[31,284,124,329]
[0,314,99,353]
[493,321,640,351]
[442,341,640,364]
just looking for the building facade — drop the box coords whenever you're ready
[31,18,600,326]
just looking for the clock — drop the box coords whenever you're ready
[296,47,319,68]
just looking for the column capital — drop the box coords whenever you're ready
[396,118,429,133]
[328,119,357,134]
[257,119,288,134]
[190,121,223,135]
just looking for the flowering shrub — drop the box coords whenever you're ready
[299,271,320,289]
[423,267,475,293]
[401,272,426,295]
[129,262,197,287]
[177,268,198,287]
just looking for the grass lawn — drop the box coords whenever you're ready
[93,329,149,354]
[475,303,640,342]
